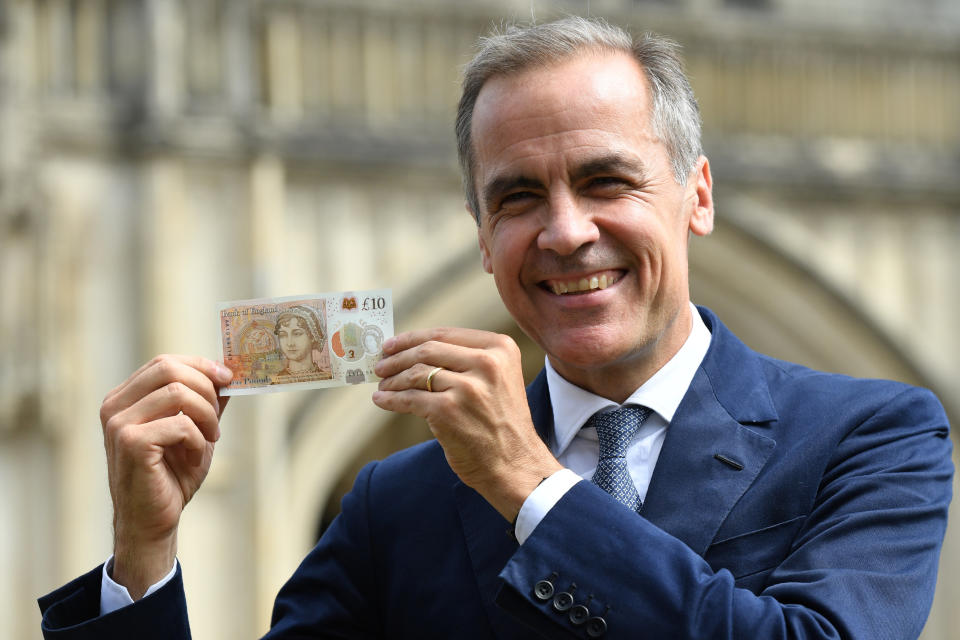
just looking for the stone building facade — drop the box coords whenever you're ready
[1,1,957,638]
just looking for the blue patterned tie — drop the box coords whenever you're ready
[589,406,651,512]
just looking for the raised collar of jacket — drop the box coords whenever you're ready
[544,302,712,457]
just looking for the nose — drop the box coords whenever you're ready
[537,192,599,255]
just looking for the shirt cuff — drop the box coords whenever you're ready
[100,555,178,616]
[514,468,582,545]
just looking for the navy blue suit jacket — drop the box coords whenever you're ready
[39,307,953,639]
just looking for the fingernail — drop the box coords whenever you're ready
[215,363,233,380]
[383,337,396,351]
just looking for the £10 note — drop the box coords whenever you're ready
[218,289,393,395]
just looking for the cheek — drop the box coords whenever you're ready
[489,221,534,273]
[491,245,530,297]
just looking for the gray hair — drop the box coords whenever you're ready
[455,16,702,224]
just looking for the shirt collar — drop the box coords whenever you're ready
[545,303,712,456]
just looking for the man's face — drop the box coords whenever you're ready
[471,51,713,397]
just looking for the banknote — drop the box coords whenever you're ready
[218,289,393,395]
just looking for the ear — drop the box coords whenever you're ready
[688,155,714,237]
[477,229,493,274]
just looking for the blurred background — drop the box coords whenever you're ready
[1,0,958,638]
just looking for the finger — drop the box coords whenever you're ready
[382,327,501,356]
[107,354,233,397]
[376,340,490,380]
[378,362,457,393]
[154,415,209,467]
[106,355,233,408]
[112,381,221,444]
[372,388,436,418]
[115,413,208,463]
[105,355,225,412]
[106,356,228,421]
[163,430,208,468]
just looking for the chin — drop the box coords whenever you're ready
[543,332,640,370]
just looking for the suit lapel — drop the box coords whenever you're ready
[526,369,553,444]
[641,371,776,555]
[452,371,551,638]
[642,308,778,555]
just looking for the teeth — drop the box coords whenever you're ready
[549,273,618,295]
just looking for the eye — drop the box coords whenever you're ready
[587,176,627,191]
[501,191,536,205]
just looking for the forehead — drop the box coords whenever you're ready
[470,51,658,181]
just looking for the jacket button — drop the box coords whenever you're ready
[552,590,574,612]
[586,616,608,638]
[569,603,590,625]
[533,579,555,601]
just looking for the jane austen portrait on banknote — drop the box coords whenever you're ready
[271,304,332,383]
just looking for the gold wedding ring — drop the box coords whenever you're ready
[425,366,443,393]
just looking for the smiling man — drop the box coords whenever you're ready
[470,49,712,400]
[39,17,951,640]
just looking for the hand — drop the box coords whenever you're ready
[100,354,233,599]
[372,328,562,521]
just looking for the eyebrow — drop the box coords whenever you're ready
[480,152,650,214]
[481,175,545,213]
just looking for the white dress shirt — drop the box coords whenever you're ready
[100,555,178,614]
[102,304,711,611]
[513,303,712,543]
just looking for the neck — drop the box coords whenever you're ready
[549,305,693,403]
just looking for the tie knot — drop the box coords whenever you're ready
[590,405,651,460]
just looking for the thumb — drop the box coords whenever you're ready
[208,359,235,385]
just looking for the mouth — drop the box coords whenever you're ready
[541,269,624,296]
